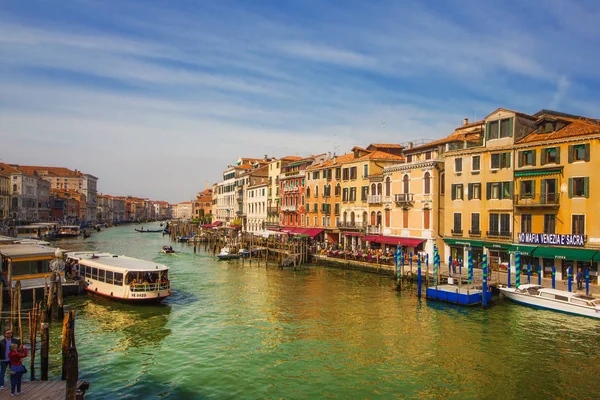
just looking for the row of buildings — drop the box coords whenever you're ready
[0,163,173,225]
[202,108,600,282]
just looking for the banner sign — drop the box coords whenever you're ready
[517,233,585,247]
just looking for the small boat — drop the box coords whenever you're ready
[162,245,175,254]
[56,225,81,238]
[217,247,240,260]
[135,228,163,233]
[83,231,91,239]
[499,284,600,319]
[176,236,189,242]
[66,251,172,303]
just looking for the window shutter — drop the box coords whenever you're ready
[451,184,456,200]
[532,181,536,198]
[555,147,560,164]
[509,117,514,137]
[518,152,523,167]
[541,180,547,204]
[585,143,591,161]
[468,183,473,200]
[508,181,513,199]
[531,149,537,166]
[568,178,573,199]
[584,177,590,198]
[486,182,491,200]
[568,145,574,163]
[540,149,546,166]
[519,181,525,199]
[486,122,491,140]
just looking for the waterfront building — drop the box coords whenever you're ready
[265,156,302,230]
[112,196,126,223]
[0,169,11,223]
[0,163,41,223]
[280,154,327,229]
[50,188,86,223]
[383,140,445,257]
[97,194,111,222]
[513,110,600,282]
[243,166,269,233]
[174,202,193,220]
[193,189,213,223]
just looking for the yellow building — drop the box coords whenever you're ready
[513,110,600,281]
[266,156,302,230]
[0,173,8,221]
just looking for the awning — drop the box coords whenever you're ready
[294,228,324,238]
[212,221,223,227]
[343,232,364,237]
[514,169,562,177]
[444,239,485,247]
[202,223,214,228]
[364,235,424,247]
[507,245,537,256]
[532,247,597,261]
[484,242,512,250]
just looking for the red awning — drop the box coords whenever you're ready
[202,223,213,228]
[298,228,324,238]
[363,235,380,242]
[343,232,364,237]
[212,221,223,227]
[377,236,404,245]
[400,238,425,247]
[364,235,424,247]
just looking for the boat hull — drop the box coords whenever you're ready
[217,255,240,260]
[85,287,172,303]
[499,287,600,319]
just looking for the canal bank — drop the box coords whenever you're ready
[47,223,600,399]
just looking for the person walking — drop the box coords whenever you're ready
[8,343,27,396]
[576,267,584,290]
[0,329,19,389]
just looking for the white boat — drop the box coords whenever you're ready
[66,251,172,303]
[57,225,81,238]
[499,284,600,319]
[217,247,240,260]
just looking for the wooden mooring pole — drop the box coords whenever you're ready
[41,302,49,381]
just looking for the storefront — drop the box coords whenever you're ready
[531,246,597,281]
[507,244,538,273]
[484,242,511,271]
[444,239,485,269]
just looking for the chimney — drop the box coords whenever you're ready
[463,118,469,126]
[333,156,337,164]
[328,151,331,160]
[407,142,414,149]
[264,154,268,161]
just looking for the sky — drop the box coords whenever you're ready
[1,0,600,203]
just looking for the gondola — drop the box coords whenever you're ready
[134,228,163,233]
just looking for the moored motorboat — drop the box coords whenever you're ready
[135,228,163,233]
[56,225,81,238]
[217,247,240,260]
[162,245,175,254]
[499,284,600,319]
[66,251,172,302]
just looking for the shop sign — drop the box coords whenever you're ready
[517,233,585,247]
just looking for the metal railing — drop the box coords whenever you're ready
[486,230,511,238]
[367,195,382,204]
[368,225,381,234]
[469,229,481,236]
[336,221,367,229]
[515,193,560,207]
[130,282,170,292]
[451,229,463,236]
[394,193,414,203]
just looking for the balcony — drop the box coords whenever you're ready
[265,222,280,229]
[367,225,381,234]
[515,193,559,208]
[281,205,298,212]
[336,221,367,229]
[283,170,305,178]
[451,229,463,236]
[367,195,382,204]
[469,229,482,237]
[394,193,414,207]
[487,230,512,238]
[267,206,279,216]
[284,186,299,193]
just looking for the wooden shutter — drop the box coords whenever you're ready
[519,181,525,199]
[507,181,513,199]
[532,180,536,198]
[585,143,591,161]
[540,149,546,166]
[518,152,523,167]
[486,182,491,200]
[468,183,473,200]
[568,145,574,163]
[541,180,547,203]
[509,117,514,137]
[584,177,590,198]
[568,178,573,198]
[451,184,456,200]
[531,149,537,166]
[555,147,560,164]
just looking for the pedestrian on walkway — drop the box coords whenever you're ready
[576,267,584,290]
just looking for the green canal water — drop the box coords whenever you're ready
[43,223,599,399]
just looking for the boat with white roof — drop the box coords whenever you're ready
[499,284,600,319]
[66,251,172,303]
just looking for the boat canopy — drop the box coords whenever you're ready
[66,252,169,273]
[0,244,57,260]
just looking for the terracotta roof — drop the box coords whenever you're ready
[358,150,404,161]
[280,156,303,161]
[408,121,485,153]
[484,108,535,121]
[11,165,83,178]
[367,143,404,149]
[306,152,356,170]
[0,163,22,175]
[517,115,600,144]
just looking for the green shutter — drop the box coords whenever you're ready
[568,145,574,163]
[568,178,573,198]
[486,182,491,200]
[508,181,513,199]
[509,117,514,137]
[541,180,546,204]
[531,149,537,166]
[540,149,546,166]
[585,143,591,161]
[584,177,590,198]
[486,122,491,140]
[518,151,523,167]
[451,184,456,200]
[519,181,525,199]
[532,180,536,198]
[555,147,560,164]
[468,183,473,200]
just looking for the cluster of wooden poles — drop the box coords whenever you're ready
[0,272,80,396]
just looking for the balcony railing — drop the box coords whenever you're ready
[515,193,560,207]
[281,205,298,212]
[451,229,463,236]
[284,187,299,193]
[367,195,382,204]
[336,221,367,229]
[367,225,381,234]
[394,193,414,205]
[486,230,512,238]
[267,206,279,216]
[469,229,481,237]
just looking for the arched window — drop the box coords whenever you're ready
[335,183,341,196]
[343,211,348,223]
[306,187,311,198]
[424,172,431,194]
[350,211,356,224]
[302,195,305,205]
[385,177,391,196]
[377,183,382,195]
[362,211,368,224]
[370,211,376,225]
[403,175,409,194]
[371,183,376,195]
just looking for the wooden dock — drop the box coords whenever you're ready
[0,380,88,399]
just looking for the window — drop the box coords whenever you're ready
[363,164,368,177]
[521,214,532,233]
[453,213,462,233]
[403,175,409,194]
[350,167,357,180]
[424,172,431,194]
[543,147,560,165]
[98,269,106,283]
[544,214,556,234]
[569,177,589,198]
[502,182,512,199]
[488,120,499,140]
[403,209,408,229]
[491,152,511,169]
[335,168,341,180]
[349,187,357,202]
[468,183,481,200]
[114,272,123,286]
[472,156,480,172]
[486,181,512,200]
[489,214,499,233]
[572,215,585,235]
[519,150,536,167]
[361,186,368,201]
[454,158,463,173]
[406,155,413,163]
[500,214,510,235]
[487,118,513,140]
[313,204,318,212]
[424,208,430,230]
[334,203,340,215]
[520,180,535,198]
[335,183,341,196]
[315,185,319,197]
[500,119,512,138]
[569,144,590,162]
[451,184,464,200]
[425,151,432,160]
[386,177,391,196]
[342,188,349,202]
[471,213,480,233]
[306,187,311,198]
[342,168,349,180]
[490,183,500,199]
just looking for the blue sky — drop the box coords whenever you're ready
[1,0,599,203]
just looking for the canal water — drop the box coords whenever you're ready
[43,223,599,399]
